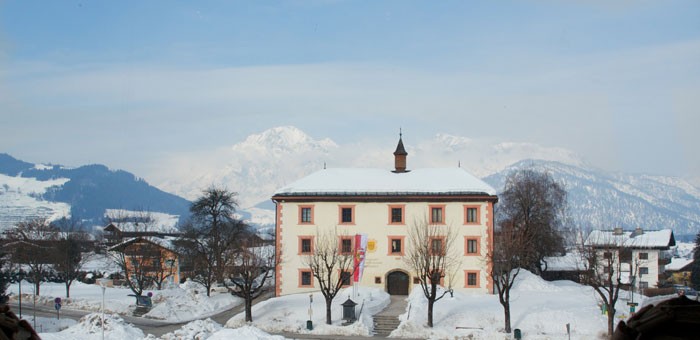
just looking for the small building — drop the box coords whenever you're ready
[585,228,675,290]
[664,257,694,287]
[108,236,181,286]
[272,135,498,296]
[541,251,589,283]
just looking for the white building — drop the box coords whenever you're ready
[272,136,498,296]
[584,228,675,290]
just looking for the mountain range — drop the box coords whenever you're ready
[2,126,699,239]
[0,153,190,230]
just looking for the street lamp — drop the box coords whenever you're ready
[17,271,23,319]
[98,278,108,340]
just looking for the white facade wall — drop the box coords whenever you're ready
[275,199,494,296]
[593,248,663,288]
[632,249,661,288]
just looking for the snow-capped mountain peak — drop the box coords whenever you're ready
[232,126,338,156]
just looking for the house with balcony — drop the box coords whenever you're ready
[585,228,675,291]
[272,135,498,296]
[108,236,182,287]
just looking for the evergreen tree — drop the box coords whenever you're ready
[691,232,700,291]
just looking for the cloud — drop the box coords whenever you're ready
[1,39,699,179]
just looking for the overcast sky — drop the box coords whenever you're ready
[1,1,699,182]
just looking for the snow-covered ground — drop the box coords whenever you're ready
[8,279,242,323]
[226,286,390,336]
[391,271,609,339]
[24,269,683,339]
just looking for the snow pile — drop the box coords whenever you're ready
[226,286,390,336]
[40,313,144,340]
[208,325,286,340]
[159,318,222,339]
[511,269,563,292]
[392,269,607,340]
[145,282,242,322]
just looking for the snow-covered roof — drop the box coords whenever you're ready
[666,257,693,272]
[108,236,180,253]
[542,251,588,271]
[274,168,497,197]
[585,229,675,249]
[103,209,180,234]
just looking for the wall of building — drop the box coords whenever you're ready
[276,199,493,296]
[593,248,663,289]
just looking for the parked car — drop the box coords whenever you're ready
[673,285,698,296]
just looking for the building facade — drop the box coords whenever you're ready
[272,137,498,296]
[585,228,675,290]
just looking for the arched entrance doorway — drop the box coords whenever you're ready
[386,270,409,295]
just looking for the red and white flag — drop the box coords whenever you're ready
[353,233,368,283]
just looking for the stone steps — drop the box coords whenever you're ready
[373,314,401,336]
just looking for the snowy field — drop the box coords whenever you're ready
[10,269,683,339]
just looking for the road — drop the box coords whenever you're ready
[7,291,274,337]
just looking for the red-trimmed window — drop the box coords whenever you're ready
[338,205,355,225]
[340,270,352,287]
[299,205,314,224]
[464,205,480,224]
[388,236,405,256]
[388,205,405,225]
[465,270,480,287]
[429,237,445,256]
[339,236,353,255]
[299,269,313,287]
[464,237,480,256]
[299,236,314,255]
[430,205,445,224]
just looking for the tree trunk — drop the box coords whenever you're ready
[245,296,253,322]
[35,281,40,296]
[504,302,511,333]
[607,304,615,338]
[326,298,333,325]
[65,282,70,298]
[427,298,435,328]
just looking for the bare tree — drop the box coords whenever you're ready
[179,218,246,297]
[189,187,245,287]
[580,231,644,338]
[404,218,459,328]
[150,250,178,290]
[105,211,162,296]
[3,218,59,296]
[177,227,217,296]
[499,169,567,274]
[303,229,357,325]
[224,234,279,322]
[53,229,92,298]
[110,238,163,296]
[490,221,536,333]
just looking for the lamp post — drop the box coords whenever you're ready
[98,279,107,340]
[17,272,22,319]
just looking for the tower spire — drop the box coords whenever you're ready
[393,129,408,173]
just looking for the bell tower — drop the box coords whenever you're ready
[393,130,408,173]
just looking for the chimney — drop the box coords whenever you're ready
[632,227,644,237]
[393,131,408,173]
[613,227,623,235]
